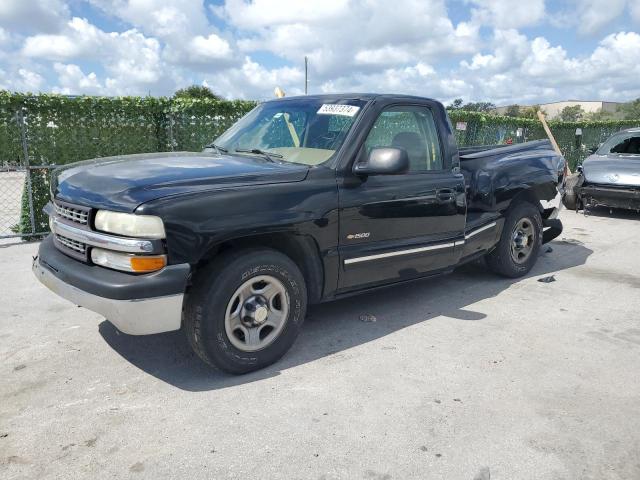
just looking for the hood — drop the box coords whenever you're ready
[582,154,640,187]
[53,152,309,211]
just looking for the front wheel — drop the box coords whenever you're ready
[486,202,543,278]
[184,248,307,374]
[562,173,583,210]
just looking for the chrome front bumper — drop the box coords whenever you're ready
[33,255,184,335]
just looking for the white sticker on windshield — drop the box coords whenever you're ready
[317,104,360,117]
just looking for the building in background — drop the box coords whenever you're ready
[494,100,622,119]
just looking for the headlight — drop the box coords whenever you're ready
[94,210,165,239]
[91,248,167,273]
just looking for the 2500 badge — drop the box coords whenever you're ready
[346,232,370,240]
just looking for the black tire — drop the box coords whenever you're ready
[486,201,543,278]
[562,174,582,210]
[183,248,307,374]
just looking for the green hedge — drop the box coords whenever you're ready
[0,93,256,236]
[0,92,257,167]
[1,92,639,238]
[447,110,640,169]
[16,167,51,239]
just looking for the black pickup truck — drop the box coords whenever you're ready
[33,94,565,373]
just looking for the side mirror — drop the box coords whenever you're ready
[577,165,583,174]
[588,145,598,154]
[353,147,409,176]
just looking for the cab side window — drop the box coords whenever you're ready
[364,106,443,172]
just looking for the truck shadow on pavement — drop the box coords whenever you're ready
[99,239,592,391]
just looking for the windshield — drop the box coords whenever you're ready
[213,98,366,166]
[597,131,640,156]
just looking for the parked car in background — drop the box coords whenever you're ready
[563,128,640,211]
[33,94,565,374]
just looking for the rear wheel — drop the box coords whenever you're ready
[486,202,542,278]
[184,248,307,374]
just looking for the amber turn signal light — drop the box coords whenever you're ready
[130,255,167,272]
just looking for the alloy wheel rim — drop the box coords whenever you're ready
[510,217,535,264]
[224,275,290,352]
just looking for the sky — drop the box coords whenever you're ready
[0,0,639,105]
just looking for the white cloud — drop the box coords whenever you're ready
[0,0,69,33]
[189,34,233,60]
[355,46,413,66]
[23,34,80,60]
[631,1,640,23]
[551,0,640,35]
[221,0,479,86]
[203,56,304,99]
[88,0,238,72]
[0,27,9,45]
[213,0,350,30]
[19,68,45,90]
[4,68,46,92]
[577,0,628,35]
[461,29,529,72]
[22,17,104,60]
[467,0,546,29]
[17,7,236,96]
[1,0,640,105]
[236,23,316,55]
[521,37,583,79]
[590,31,640,88]
[458,30,640,103]
[88,0,209,38]
[53,63,103,94]
[22,17,166,95]
[103,30,163,90]
[319,61,463,99]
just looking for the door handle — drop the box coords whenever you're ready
[436,189,455,201]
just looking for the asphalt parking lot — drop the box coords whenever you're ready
[1,208,640,480]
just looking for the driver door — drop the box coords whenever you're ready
[337,103,466,291]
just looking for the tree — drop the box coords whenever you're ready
[446,98,464,110]
[446,99,496,112]
[519,105,546,119]
[462,101,496,112]
[173,85,221,100]
[505,105,521,117]
[584,109,613,121]
[559,105,585,122]
[617,98,640,120]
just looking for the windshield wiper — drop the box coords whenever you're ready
[203,143,228,154]
[235,148,284,161]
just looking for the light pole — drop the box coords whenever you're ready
[304,56,308,95]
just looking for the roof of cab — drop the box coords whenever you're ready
[261,93,439,104]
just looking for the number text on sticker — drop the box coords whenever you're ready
[317,104,360,117]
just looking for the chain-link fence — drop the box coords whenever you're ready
[447,110,640,169]
[0,94,256,239]
[1,93,639,240]
[0,168,30,238]
[0,104,57,239]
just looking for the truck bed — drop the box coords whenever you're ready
[458,139,564,244]
[458,139,555,159]
[459,139,562,210]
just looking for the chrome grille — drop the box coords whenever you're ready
[55,202,89,225]
[55,234,87,254]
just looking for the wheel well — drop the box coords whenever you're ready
[509,189,543,213]
[194,233,324,304]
